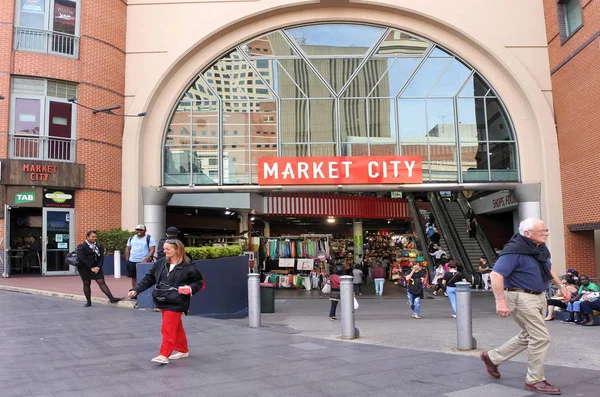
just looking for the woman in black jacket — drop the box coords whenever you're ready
[128,239,203,365]
[76,230,123,307]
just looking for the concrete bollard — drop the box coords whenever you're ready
[114,250,121,279]
[456,281,477,350]
[248,273,261,328]
[340,275,356,340]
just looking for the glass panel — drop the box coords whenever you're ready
[308,58,363,94]
[566,0,583,35]
[457,98,486,142]
[489,142,518,181]
[310,143,336,157]
[14,98,41,135]
[430,47,453,57]
[310,99,335,142]
[368,98,396,156]
[429,59,472,97]
[375,30,429,56]
[429,142,458,182]
[250,145,278,183]
[342,59,390,98]
[285,24,384,56]
[243,31,295,57]
[486,98,513,141]
[401,57,454,97]
[462,142,489,182]
[426,99,455,142]
[187,78,218,102]
[53,0,77,35]
[19,0,46,29]
[398,98,427,140]
[223,145,250,184]
[382,57,422,97]
[401,142,429,181]
[276,59,333,98]
[340,98,367,144]
[191,146,218,185]
[280,99,308,143]
[47,101,72,161]
[164,145,191,185]
[458,73,489,97]
[249,105,278,145]
[46,211,70,272]
[281,144,309,157]
[191,100,219,145]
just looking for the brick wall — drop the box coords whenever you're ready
[0,0,127,259]
[544,0,600,276]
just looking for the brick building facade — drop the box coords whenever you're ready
[544,0,600,276]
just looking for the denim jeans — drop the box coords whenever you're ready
[566,301,581,312]
[354,283,363,294]
[407,291,421,314]
[447,286,457,315]
[374,279,385,295]
[329,300,339,318]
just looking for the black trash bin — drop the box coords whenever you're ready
[260,283,276,313]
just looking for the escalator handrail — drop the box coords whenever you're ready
[407,194,436,282]
[430,192,475,276]
[456,192,498,264]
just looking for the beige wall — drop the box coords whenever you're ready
[122,0,565,270]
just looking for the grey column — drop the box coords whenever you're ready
[340,275,356,340]
[142,187,172,242]
[353,221,363,265]
[512,183,541,222]
[248,273,261,328]
[456,281,477,350]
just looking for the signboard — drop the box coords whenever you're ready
[470,190,518,215]
[296,259,313,271]
[43,189,75,208]
[278,258,295,268]
[258,156,422,185]
[22,0,45,14]
[3,159,85,188]
[7,186,43,207]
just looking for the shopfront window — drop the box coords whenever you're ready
[14,0,80,57]
[10,77,77,162]
[164,23,518,185]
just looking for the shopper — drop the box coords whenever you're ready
[545,275,578,321]
[406,263,425,319]
[128,239,204,364]
[478,256,493,290]
[372,263,386,296]
[443,263,466,318]
[125,225,157,288]
[328,266,343,320]
[431,263,446,296]
[156,226,179,260]
[561,275,599,324]
[76,231,124,307]
[352,266,363,295]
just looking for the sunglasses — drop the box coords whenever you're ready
[165,239,180,244]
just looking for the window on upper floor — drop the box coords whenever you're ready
[13,0,80,58]
[9,77,77,162]
[558,0,583,41]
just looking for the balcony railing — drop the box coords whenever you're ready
[13,27,79,58]
[10,135,76,162]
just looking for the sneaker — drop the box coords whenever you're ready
[330,317,337,321]
[452,315,457,319]
[412,314,421,319]
[151,356,169,364]
[168,352,189,360]
[444,292,448,297]
[359,293,362,296]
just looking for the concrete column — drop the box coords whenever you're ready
[264,221,270,237]
[142,187,172,242]
[248,273,261,328]
[512,183,541,222]
[340,275,356,340]
[238,212,249,234]
[353,221,363,265]
[512,210,520,234]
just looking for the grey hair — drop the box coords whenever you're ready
[519,218,543,236]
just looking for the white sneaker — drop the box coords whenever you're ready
[168,351,189,360]
[452,315,457,319]
[151,355,169,364]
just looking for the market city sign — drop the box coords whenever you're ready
[258,156,423,185]
[22,164,58,181]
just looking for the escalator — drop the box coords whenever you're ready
[406,193,436,282]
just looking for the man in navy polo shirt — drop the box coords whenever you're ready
[480,218,571,396]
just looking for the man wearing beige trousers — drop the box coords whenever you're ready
[480,218,571,395]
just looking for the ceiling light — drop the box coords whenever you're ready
[250,217,255,221]
[327,217,335,224]
[225,210,231,215]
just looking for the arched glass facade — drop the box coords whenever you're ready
[164,24,518,186]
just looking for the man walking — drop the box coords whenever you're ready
[480,218,571,395]
[478,256,493,290]
[352,266,363,295]
[125,225,156,288]
[155,227,179,260]
[372,262,386,296]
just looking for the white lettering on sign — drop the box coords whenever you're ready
[341,161,352,178]
[298,162,309,179]
[313,162,325,179]
[405,160,416,177]
[282,163,295,179]
[264,163,278,180]
[328,162,339,178]
[368,161,379,178]
[493,194,517,209]
[16,194,34,201]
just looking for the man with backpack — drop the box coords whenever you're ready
[125,224,156,288]
[156,227,179,260]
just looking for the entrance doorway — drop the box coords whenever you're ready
[4,206,76,276]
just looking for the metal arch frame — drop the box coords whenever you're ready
[161,23,521,187]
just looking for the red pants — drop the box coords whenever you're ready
[158,310,188,357]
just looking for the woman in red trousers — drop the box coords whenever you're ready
[128,239,203,364]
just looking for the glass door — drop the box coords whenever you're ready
[2,205,11,277]
[42,208,75,275]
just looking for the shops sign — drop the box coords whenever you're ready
[258,156,422,185]
[15,190,36,205]
[43,189,75,208]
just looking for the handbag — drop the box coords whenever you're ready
[353,296,359,310]
[322,283,331,294]
[152,281,182,304]
[65,251,80,268]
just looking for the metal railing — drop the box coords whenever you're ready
[406,193,436,282]
[13,27,79,58]
[456,192,498,264]
[10,135,76,162]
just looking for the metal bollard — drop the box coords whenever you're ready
[114,250,121,279]
[456,281,477,350]
[340,275,356,340]
[248,274,261,328]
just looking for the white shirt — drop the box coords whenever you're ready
[433,249,447,259]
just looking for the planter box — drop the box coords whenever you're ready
[135,255,249,319]
[101,255,127,276]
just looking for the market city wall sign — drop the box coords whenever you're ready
[258,156,423,185]
[2,159,85,188]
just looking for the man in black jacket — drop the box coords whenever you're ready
[156,227,179,260]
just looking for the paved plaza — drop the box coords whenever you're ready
[1,289,599,397]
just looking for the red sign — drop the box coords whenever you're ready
[258,156,422,185]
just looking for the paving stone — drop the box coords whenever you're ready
[443,383,534,397]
